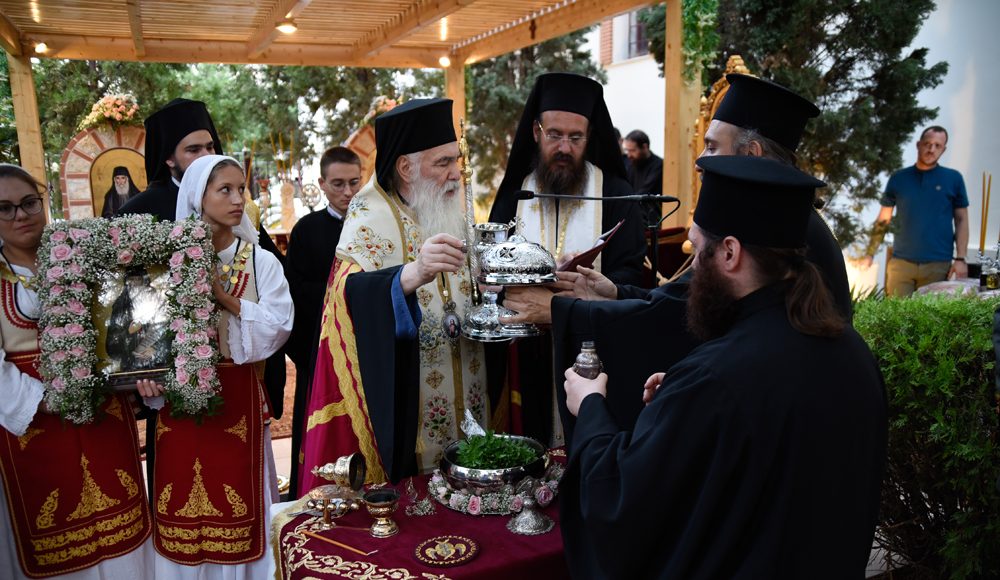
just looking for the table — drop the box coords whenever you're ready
[916,277,1000,298]
[270,472,570,580]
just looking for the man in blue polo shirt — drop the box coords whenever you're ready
[863,125,969,296]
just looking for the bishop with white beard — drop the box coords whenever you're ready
[297,99,494,492]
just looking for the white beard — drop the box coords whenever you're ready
[115,182,130,195]
[409,177,467,242]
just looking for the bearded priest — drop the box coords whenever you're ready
[297,99,493,492]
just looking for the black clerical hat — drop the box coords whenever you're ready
[374,98,456,192]
[713,74,820,152]
[143,98,223,184]
[694,156,825,248]
[112,166,129,177]
[536,72,602,120]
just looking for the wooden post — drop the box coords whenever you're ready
[444,58,466,137]
[6,52,49,217]
[662,0,683,227]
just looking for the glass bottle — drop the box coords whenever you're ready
[573,341,603,380]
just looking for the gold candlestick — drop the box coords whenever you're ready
[459,118,482,306]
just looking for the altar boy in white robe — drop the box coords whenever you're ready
[138,155,292,579]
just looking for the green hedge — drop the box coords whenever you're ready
[855,294,1000,579]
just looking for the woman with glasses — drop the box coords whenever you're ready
[0,165,154,578]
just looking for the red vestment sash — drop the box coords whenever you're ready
[0,351,151,578]
[152,362,265,564]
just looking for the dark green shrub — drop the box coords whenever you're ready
[855,294,1000,579]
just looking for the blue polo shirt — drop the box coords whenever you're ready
[881,164,968,262]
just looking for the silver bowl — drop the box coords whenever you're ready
[440,434,547,493]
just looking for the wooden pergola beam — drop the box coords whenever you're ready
[0,10,22,56]
[444,59,466,136]
[247,0,313,60]
[454,0,651,64]
[662,0,684,227]
[6,53,48,217]
[124,0,145,58]
[352,0,476,60]
[32,33,442,68]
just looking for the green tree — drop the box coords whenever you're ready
[0,57,18,164]
[641,0,721,85]
[466,29,606,190]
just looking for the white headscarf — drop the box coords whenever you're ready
[176,154,259,246]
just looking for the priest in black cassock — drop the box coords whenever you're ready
[285,146,362,497]
[546,74,852,449]
[561,156,887,579]
[118,98,289,491]
[489,72,647,446]
[100,166,140,218]
[623,129,664,225]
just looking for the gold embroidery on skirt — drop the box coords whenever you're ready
[17,426,43,450]
[175,458,223,518]
[35,489,59,529]
[223,484,248,517]
[306,400,348,431]
[34,519,145,566]
[31,505,144,551]
[157,523,251,540]
[67,456,119,521]
[105,396,124,421]
[161,539,252,555]
[224,415,248,443]
[157,483,172,515]
[156,418,172,441]
[116,469,139,499]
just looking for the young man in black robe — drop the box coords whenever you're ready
[545,75,852,447]
[118,98,288,491]
[488,72,647,446]
[623,129,664,224]
[100,166,140,218]
[561,155,887,579]
[285,146,362,496]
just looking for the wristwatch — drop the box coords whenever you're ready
[953,257,966,261]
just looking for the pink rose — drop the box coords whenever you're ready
[65,323,84,336]
[191,226,206,239]
[198,377,213,392]
[126,226,136,236]
[48,306,66,316]
[169,251,185,268]
[170,319,185,331]
[194,307,211,321]
[197,367,215,381]
[185,246,204,260]
[68,228,90,242]
[170,271,182,284]
[510,496,524,513]
[169,225,184,239]
[194,282,211,294]
[46,326,66,338]
[51,351,67,362]
[71,366,91,379]
[51,377,66,392]
[50,244,73,261]
[118,250,134,264]
[534,485,554,507]
[50,230,68,243]
[70,282,86,291]
[114,113,123,121]
[174,355,188,368]
[205,328,218,339]
[108,227,121,245]
[176,368,189,384]
[194,345,213,359]
[130,242,140,251]
[46,267,65,281]
[467,495,482,515]
[176,331,187,343]
[67,300,87,316]
[69,346,84,357]
[195,269,207,282]
[50,285,64,296]
[67,262,82,275]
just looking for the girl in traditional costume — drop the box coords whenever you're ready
[0,165,154,578]
[139,155,292,578]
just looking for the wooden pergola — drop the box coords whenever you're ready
[1,0,687,224]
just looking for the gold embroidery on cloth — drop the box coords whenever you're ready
[161,539,252,555]
[345,225,395,269]
[468,357,481,375]
[306,400,347,431]
[35,489,58,529]
[105,396,124,421]
[33,519,145,566]
[417,288,433,308]
[425,370,444,390]
[116,469,139,499]
[17,426,43,450]
[157,523,251,539]
[67,456,119,521]
[224,415,248,443]
[156,419,172,441]
[157,483,172,515]
[223,484,248,517]
[175,458,223,518]
[31,505,143,551]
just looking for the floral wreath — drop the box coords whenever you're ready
[427,461,564,516]
[360,95,400,126]
[78,93,142,132]
[36,215,221,424]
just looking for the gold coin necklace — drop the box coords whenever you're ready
[219,240,252,292]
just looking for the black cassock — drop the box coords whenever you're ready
[561,283,886,579]
[284,209,344,496]
[488,173,647,445]
[626,152,663,225]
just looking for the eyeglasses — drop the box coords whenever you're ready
[0,196,44,221]
[537,122,588,147]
